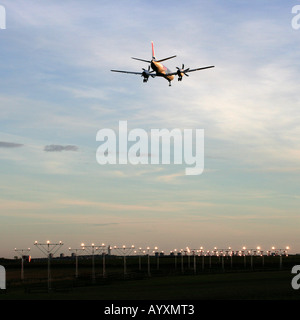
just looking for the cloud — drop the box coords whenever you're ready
[0,141,23,148]
[44,145,78,152]
[93,223,119,227]
[156,172,184,183]
[57,198,171,213]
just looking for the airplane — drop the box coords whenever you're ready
[111,41,214,86]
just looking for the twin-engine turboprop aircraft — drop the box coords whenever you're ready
[111,41,214,86]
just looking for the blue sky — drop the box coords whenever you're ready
[0,0,299,258]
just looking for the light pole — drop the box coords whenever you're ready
[154,247,159,271]
[257,246,264,267]
[95,244,107,278]
[228,247,233,269]
[221,249,225,271]
[81,243,106,281]
[147,247,151,277]
[81,243,97,283]
[199,247,205,271]
[191,250,198,274]
[207,250,212,269]
[34,240,63,292]
[242,246,247,268]
[173,249,178,271]
[217,249,227,271]
[14,248,30,281]
[272,246,290,269]
[179,249,185,274]
[245,249,256,270]
[113,245,135,277]
[69,247,85,278]
[158,251,164,271]
[134,247,144,271]
[213,247,219,268]
[145,247,158,277]
[186,247,191,270]
[189,248,201,274]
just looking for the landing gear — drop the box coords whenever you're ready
[168,81,171,87]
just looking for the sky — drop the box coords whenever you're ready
[0,0,299,258]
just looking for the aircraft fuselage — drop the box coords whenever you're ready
[151,60,175,83]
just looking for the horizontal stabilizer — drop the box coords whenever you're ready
[131,57,151,63]
[156,55,177,63]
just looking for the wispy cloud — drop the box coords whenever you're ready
[44,145,78,152]
[57,198,179,213]
[0,141,23,148]
[93,223,119,227]
[156,172,185,183]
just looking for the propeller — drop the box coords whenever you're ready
[141,65,155,82]
[141,66,155,79]
[176,64,190,80]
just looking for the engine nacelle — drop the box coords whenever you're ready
[176,65,189,81]
[177,69,183,76]
[176,64,188,81]
[177,70,183,81]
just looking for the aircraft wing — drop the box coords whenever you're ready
[111,70,144,75]
[166,65,215,76]
[111,69,157,77]
[184,65,215,73]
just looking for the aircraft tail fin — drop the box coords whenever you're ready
[151,41,155,59]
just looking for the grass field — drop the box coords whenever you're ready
[1,255,300,300]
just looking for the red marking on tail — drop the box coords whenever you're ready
[151,41,155,59]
